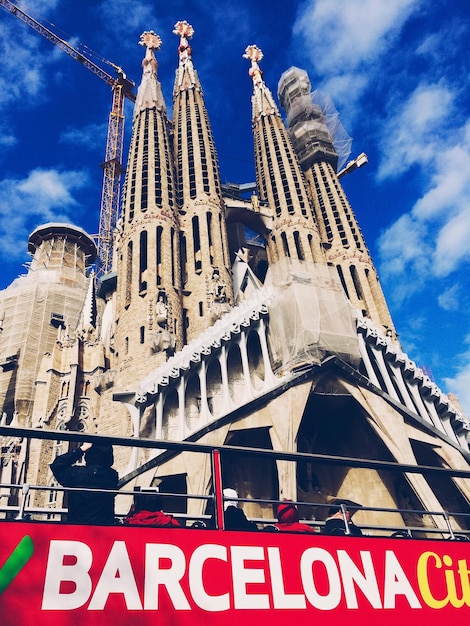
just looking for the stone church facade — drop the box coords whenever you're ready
[0,24,469,530]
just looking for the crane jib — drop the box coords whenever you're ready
[0,0,136,277]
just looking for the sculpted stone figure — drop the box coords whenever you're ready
[149,329,175,355]
[155,293,168,328]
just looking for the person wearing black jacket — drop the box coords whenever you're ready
[321,498,363,536]
[50,442,118,525]
[209,488,258,531]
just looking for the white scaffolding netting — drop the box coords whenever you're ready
[0,267,89,422]
[312,90,352,171]
[265,259,360,372]
[287,91,352,171]
[278,67,352,171]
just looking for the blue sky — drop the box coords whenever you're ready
[1,0,470,417]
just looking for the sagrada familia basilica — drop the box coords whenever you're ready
[0,22,469,530]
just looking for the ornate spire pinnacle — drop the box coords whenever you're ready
[243,44,279,119]
[173,20,197,89]
[135,30,165,113]
[140,29,162,51]
[243,44,264,85]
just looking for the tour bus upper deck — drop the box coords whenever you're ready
[0,426,469,625]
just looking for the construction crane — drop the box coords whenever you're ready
[0,0,136,277]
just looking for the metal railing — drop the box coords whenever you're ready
[1,425,469,540]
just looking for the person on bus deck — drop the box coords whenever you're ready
[124,489,180,527]
[275,500,317,533]
[322,498,363,536]
[219,488,258,530]
[50,442,118,525]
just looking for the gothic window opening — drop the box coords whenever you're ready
[195,101,210,195]
[186,97,197,199]
[180,233,188,285]
[308,233,314,259]
[336,264,349,299]
[350,265,363,300]
[153,114,162,207]
[125,241,133,307]
[156,226,163,286]
[176,100,184,206]
[281,232,290,258]
[128,115,142,221]
[192,216,202,272]
[171,227,176,286]
[140,230,148,293]
[293,231,304,260]
[207,212,214,265]
[219,214,226,264]
[141,110,150,210]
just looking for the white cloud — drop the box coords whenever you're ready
[0,3,64,138]
[412,145,470,221]
[0,31,47,107]
[438,285,460,312]
[97,0,160,42]
[294,0,422,75]
[25,0,60,11]
[377,83,454,180]
[60,122,108,148]
[377,93,470,291]
[318,72,369,115]
[445,353,470,419]
[0,124,16,150]
[0,168,89,259]
[378,213,431,276]
[434,209,470,277]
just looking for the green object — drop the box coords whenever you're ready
[0,535,34,594]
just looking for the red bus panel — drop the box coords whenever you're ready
[1,521,469,625]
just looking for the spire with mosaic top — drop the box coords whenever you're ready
[243,44,279,119]
[173,20,198,89]
[135,30,165,112]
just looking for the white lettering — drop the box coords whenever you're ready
[231,546,269,609]
[189,544,229,611]
[40,538,424,615]
[268,546,306,609]
[383,550,421,609]
[88,541,142,610]
[300,547,341,610]
[337,549,382,608]
[144,544,191,610]
[42,540,92,610]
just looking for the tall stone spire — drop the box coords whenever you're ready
[134,30,166,113]
[244,46,323,266]
[172,21,233,342]
[278,67,396,336]
[114,31,183,381]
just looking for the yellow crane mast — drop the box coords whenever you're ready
[0,0,136,277]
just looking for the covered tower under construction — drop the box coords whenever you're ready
[278,67,396,337]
